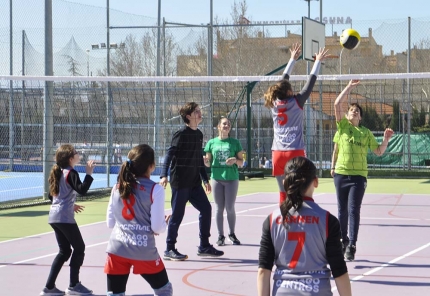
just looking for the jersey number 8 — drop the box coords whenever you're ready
[122,194,136,220]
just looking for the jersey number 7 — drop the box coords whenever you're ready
[287,231,305,269]
[277,108,288,126]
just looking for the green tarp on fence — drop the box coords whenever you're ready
[368,133,430,167]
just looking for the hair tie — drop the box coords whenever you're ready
[126,158,132,166]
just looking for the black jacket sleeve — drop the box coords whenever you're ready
[199,155,209,184]
[326,213,348,278]
[67,169,93,196]
[281,73,290,80]
[258,215,275,270]
[160,130,180,178]
[296,75,317,108]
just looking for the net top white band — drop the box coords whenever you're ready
[1,72,430,82]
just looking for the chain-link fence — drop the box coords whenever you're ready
[1,1,430,206]
[2,1,430,77]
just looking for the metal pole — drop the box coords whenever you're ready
[9,0,14,170]
[154,0,161,158]
[208,0,214,137]
[106,0,112,186]
[407,16,411,170]
[86,49,90,77]
[246,84,253,168]
[305,1,311,158]
[21,30,25,164]
[162,18,167,156]
[43,0,54,200]
[318,1,323,177]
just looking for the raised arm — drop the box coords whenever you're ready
[373,128,395,156]
[334,80,360,122]
[296,47,331,107]
[281,43,301,80]
[310,47,330,76]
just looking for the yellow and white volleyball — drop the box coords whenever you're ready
[339,28,361,50]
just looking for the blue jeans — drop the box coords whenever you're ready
[334,174,367,245]
[166,186,212,250]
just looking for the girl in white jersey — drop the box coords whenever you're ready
[104,144,173,296]
[41,144,95,296]
[257,156,352,296]
[264,44,330,205]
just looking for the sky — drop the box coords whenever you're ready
[64,0,429,24]
[1,0,429,75]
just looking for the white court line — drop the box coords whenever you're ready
[0,221,107,245]
[331,242,430,292]
[361,217,428,221]
[0,241,108,269]
[0,192,277,266]
[0,186,43,193]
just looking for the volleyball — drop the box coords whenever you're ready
[339,28,361,50]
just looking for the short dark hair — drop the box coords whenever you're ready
[180,102,199,124]
[349,103,363,117]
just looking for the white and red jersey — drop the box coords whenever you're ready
[271,97,305,151]
[269,198,331,277]
[271,60,320,152]
[106,177,166,261]
[269,197,332,295]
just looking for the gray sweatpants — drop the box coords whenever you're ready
[211,179,239,236]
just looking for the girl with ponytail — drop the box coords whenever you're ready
[104,144,173,296]
[264,44,330,205]
[41,144,96,295]
[257,157,352,296]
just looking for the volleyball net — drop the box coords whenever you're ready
[0,73,430,207]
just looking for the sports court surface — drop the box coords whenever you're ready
[1,184,429,295]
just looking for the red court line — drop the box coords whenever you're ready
[182,263,246,296]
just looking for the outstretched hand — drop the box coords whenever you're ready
[159,177,168,189]
[314,47,330,61]
[85,160,96,175]
[347,79,360,89]
[289,43,302,60]
[74,204,85,213]
[384,128,395,141]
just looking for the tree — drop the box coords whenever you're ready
[361,105,383,131]
[110,30,177,77]
[64,55,82,76]
[390,100,401,132]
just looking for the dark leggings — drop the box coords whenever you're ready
[166,186,212,249]
[334,174,367,245]
[107,268,169,293]
[45,223,85,289]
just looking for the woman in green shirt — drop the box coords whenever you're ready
[204,117,244,246]
[332,80,394,261]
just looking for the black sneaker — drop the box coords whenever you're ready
[216,235,225,246]
[228,233,241,245]
[341,239,349,255]
[197,245,224,257]
[163,249,188,261]
[345,245,356,261]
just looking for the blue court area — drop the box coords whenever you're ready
[0,171,161,202]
